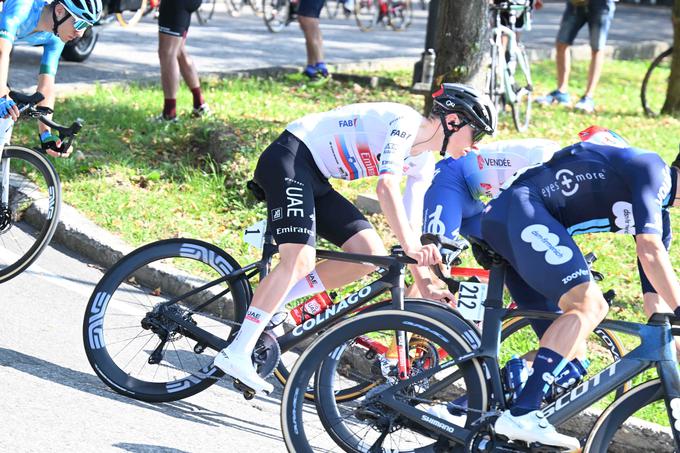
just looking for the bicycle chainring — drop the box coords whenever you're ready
[253,330,280,379]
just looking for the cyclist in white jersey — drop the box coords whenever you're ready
[213,84,498,395]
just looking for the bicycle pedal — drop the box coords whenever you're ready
[232,379,256,400]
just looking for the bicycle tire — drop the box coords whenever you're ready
[281,309,488,453]
[0,145,60,283]
[262,0,290,33]
[508,44,532,132]
[486,39,504,113]
[196,0,217,24]
[324,0,340,19]
[250,0,264,15]
[83,238,251,403]
[355,0,379,32]
[387,0,412,31]
[584,379,675,452]
[115,0,149,27]
[228,0,244,16]
[501,316,631,398]
[641,47,673,118]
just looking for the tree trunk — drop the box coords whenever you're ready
[662,0,680,115]
[423,0,489,113]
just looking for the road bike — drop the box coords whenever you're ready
[354,0,412,32]
[83,179,626,406]
[641,47,673,117]
[0,91,82,283]
[487,0,533,132]
[281,236,679,452]
[262,0,298,33]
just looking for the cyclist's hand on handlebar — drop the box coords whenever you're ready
[420,283,455,305]
[0,96,19,121]
[405,242,441,267]
[40,131,72,158]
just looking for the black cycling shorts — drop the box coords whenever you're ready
[297,0,325,18]
[159,0,202,37]
[254,130,372,247]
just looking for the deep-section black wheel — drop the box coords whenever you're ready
[0,145,60,283]
[641,47,673,117]
[281,308,488,452]
[83,238,251,402]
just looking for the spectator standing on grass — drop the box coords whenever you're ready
[294,0,331,85]
[535,0,615,113]
[157,0,209,121]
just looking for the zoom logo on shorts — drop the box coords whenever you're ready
[520,224,573,265]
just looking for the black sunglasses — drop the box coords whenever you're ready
[447,119,486,144]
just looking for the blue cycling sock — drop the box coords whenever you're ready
[315,62,329,77]
[510,347,568,416]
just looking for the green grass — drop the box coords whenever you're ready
[11,58,679,425]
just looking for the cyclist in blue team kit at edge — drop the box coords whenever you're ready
[0,0,102,155]
[211,84,497,395]
[476,128,680,450]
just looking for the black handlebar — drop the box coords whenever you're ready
[9,90,83,154]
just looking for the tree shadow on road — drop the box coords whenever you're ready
[0,347,287,443]
[113,443,192,453]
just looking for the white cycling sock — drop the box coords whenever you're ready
[280,269,326,307]
[227,307,273,357]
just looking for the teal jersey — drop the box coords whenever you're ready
[0,0,64,75]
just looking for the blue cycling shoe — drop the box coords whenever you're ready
[535,89,571,106]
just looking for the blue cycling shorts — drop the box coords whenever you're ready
[481,185,592,305]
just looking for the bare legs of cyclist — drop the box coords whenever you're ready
[157,33,208,121]
[298,14,330,83]
[213,229,387,394]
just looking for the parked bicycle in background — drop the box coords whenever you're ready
[641,47,673,117]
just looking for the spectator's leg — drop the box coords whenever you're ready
[298,15,324,67]
[556,41,570,93]
[584,49,604,98]
[584,1,615,99]
[177,40,204,110]
[158,33,183,119]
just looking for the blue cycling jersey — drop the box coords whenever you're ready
[482,143,675,305]
[0,0,64,75]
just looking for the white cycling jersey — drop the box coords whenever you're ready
[286,102,425,181]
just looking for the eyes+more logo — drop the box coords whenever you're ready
[520,224,573,265]
[541,168,607,198]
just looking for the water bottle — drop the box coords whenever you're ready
[547,358,590,402]
[421,48,436,86]
[503,355,529,402]
[290,291,333,325]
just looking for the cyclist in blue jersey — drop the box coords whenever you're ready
[479,129,680,450]
[0,0,102,156]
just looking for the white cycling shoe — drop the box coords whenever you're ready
[213,349,274,395]
[495,410,580,451]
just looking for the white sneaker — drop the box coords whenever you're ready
[213,349,274,395]
[494,410,580,451]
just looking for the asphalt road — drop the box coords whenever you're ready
[6,1,673,93]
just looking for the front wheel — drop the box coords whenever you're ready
[506,45,532,132]
[61,27,98,62]
[641,47,673,117]
[584,379,676,452]
[281,309,488,453]
[83,238,251,402]
[0,146,61,283]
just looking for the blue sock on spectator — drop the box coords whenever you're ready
[510,347,569,416]
[315,61,329,77]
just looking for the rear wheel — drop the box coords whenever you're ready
[0,146,60,283]
[83,238,251,402]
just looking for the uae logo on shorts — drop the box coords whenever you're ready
[272,208,282,221]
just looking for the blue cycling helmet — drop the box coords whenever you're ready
[52,0,102,36]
